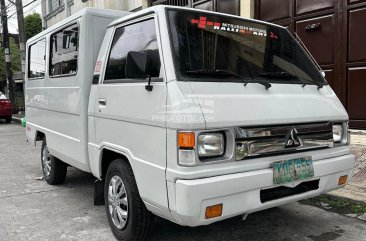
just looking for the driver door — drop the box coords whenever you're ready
[94,16,169,210]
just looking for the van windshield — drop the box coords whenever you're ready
[167,10,327,86]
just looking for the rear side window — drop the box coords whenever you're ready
[28,38,46,79]
[105,18,161,81]
[50,23,79,77]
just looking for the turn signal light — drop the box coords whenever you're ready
[205,204,223,219]
[338,175,348,186]
[178,132,195,148]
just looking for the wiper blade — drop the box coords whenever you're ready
[303,83,324,89]
[259,71,296,78]
[187,69,272,89]
[214,69,271,89]
[260,71,324,89]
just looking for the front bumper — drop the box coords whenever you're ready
[167,153,354,227]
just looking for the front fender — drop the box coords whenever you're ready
[93,142,169,211]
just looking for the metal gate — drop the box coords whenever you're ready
[255,0,366,129]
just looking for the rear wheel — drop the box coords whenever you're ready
[5,116,11,123]
[41,138,67,185]
[104,159,153,241]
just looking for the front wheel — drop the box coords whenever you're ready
[104,159,153,241]
[41,138,67,185]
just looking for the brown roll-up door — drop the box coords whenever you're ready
[295,15,335,66]
[255,0,366,129]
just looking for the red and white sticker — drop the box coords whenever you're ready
[191,16,270,37]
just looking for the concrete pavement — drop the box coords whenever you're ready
[330,133,366,203]
[1,123,366,241]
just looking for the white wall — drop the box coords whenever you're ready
[240,0,254,18]
[46,10,67,27]
[43,0,254,28]
[72,0,143,13]
[44,0,143,27]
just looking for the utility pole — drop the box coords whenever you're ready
[0,0,14,104]
[15,0,26,81]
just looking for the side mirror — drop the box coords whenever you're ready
[125,50,160,91]
[125,51,148,79]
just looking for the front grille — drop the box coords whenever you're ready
[260,179,319,203]
[235,122,333,160]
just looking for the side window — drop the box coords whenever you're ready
[28,39,46,79]
[105,18,161,81]
[50,23,79,77]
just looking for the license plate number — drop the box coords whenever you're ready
[273,157,314,184]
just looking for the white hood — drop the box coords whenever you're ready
[166,81,348,129]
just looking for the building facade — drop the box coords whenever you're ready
[41,0,145,27]
[41,0,254,28]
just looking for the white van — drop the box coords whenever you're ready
[25,6,355,241]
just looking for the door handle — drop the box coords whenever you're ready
[98,98,107,106]
[305,23,320,32]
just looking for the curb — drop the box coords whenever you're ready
[11,116,22,124]
[350,129,366,136]
[329,184,366,204]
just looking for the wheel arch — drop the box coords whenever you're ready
[33,130,46,146]
[97,145,169,211]
[100,147,133,181]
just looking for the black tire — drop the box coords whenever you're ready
[5,116,11,123]
[41,138,67,185]
[104,159,153,241]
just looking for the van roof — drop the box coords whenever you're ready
[107,5,285,30]
[27,7,129,44]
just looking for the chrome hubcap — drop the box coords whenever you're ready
[108,175,128,229]
[42,145,51,177]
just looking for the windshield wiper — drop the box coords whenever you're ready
[260,71,324,89]
[187,69,272,89]
[259,71,296,79]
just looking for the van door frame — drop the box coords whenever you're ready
[94,11,170,211]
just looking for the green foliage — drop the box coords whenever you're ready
[300,194,366,215]
[10,38,21,72]
[0,37,22,81]
[24,13,43,40]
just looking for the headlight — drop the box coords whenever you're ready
[333,123,344,143]
[197,133,225,158]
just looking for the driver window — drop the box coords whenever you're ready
[105,18,161,81]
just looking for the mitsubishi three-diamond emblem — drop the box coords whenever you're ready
[285,128,302,148]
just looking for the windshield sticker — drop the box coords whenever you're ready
[269,31,279,39]
[191,16,268,37]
